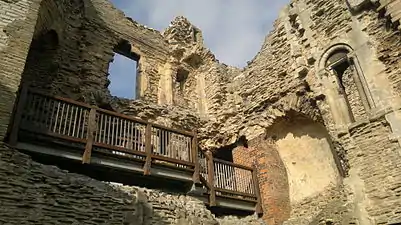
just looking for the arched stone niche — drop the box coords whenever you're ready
[317,44,375,128]
[21,0,64,91]
[266,112,341,205]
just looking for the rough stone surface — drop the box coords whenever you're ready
[0,143,266,225]
[2,0,401,224]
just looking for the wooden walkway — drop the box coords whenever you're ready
[7,86,262,214]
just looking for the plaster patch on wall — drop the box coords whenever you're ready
[271,118,340,204]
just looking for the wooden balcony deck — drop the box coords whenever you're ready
[7,86,262,215]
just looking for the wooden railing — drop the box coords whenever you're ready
[199,151,262,213]
[8,85,261,212]
[9,87,200,180]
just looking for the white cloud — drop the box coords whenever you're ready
[110,0,290,67]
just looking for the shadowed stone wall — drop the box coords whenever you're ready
[2,0,401,224]
[0,143,266,225]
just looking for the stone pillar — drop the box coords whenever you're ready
[157,62,174,105]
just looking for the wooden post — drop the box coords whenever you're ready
[82,108,96,164]
[252,166,263,215]
[206,150,216,207]
[192,131,200,184]
[143,123,152,175]
[9,83,29,146]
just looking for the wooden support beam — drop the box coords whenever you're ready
[192,131,200,184]
[206,150,216,207]
[143,123,152,175]
[82,108,97,164]
[252,166,263,215]
[9,83,29,146]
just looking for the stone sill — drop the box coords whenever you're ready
[336,105,401,136]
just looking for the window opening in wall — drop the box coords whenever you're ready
[176,68,189,93]
[214,136,248,162]
[108,40,140,99]
[326,48,371,122]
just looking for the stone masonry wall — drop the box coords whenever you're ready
[0,0,40,140]
[0,143,266,225]
[3,0,401,224]
[21,0,88,100]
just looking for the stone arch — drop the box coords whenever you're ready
[264,110,342,206]
[317,44,375,126]
[233,106,341,223]
[21,28,60,89]
[19,0,87,97]
[32,0,63,39]
[318,43,354,71]
[20,0,63,88]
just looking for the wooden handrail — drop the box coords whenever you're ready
[29,89,92,110]
[28,89,194,137]
[214,187,256,198]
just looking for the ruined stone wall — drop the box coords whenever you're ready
[341,115,401,224]
[0,0,41,140]
[161,16,241,118]
[3,0,401,224]
[0,143,266,225]
[21,0,88,99]
[246,0,401,224]
[20,0,170,105]
[82,0,171,104]
[202,0,401,223]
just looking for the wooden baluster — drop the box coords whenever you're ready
[167,132,171,158]
[9,84,29,146]
[107,115,111,145]
[192,132,200,184]
[143,123,152,175]
[72,106,78,138]
[67,105,73,136]
[46,99,54,132]
[252,167,263,214]
[52,102,60,133]
[82,108,96,164]
[58,103,65,135]
[206,150,216,207]
[76,108,82,138]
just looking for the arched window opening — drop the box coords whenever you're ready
[108,40,140,99]
[325,47,372,123]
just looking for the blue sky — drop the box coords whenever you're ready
[108,0,290,98]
